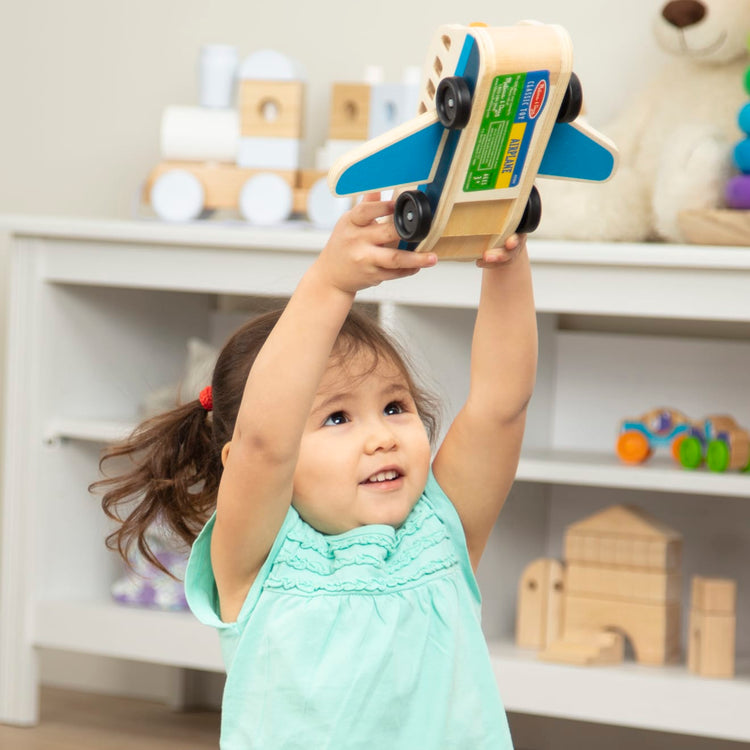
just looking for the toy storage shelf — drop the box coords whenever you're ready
[489,640,750,742]
[50,419,750,499]
[35,600,223,671]
[2,216,750,742]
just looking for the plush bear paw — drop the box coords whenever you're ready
[652,123,732,242]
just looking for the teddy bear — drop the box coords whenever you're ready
[535,0,750,243]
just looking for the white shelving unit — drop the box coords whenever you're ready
[1,216,749,741]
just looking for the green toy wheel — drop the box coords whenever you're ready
[706,439,730,472]
[679,436,704,469]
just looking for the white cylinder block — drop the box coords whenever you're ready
[160,106,239,162]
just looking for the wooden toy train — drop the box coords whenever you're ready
[142,47,420,227]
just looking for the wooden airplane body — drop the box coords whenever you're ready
[328,22,618,259]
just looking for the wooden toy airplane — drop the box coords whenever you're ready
[328,22,618,260]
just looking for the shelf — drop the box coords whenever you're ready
[34,600,223,671]
[517,449,750,498]
[490,640,750,742]
[5,215,750,320]
[44,418,137,445]
[45,419,750,498]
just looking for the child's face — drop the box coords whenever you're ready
[293,351,431,535]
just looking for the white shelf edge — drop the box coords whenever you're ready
[4,215,750,269]
[517,448,750,498]
[34,600,223,672]
[44,418,138,444]
[490,640,750,742]
[46,420,750,498]
[33,603,750,742]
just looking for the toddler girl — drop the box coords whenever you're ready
[94,193,537,749]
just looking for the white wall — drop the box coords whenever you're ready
[0,0,666,219]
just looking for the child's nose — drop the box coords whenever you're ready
[364,419,397,453]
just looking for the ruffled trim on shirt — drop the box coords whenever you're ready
[264,496,459,595]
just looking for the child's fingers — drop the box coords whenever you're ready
[375,247,437,271]
[366,216,401,246]
[350,198,395,227]
[359,191,382,203]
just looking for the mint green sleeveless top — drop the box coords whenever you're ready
[185,470,513,749]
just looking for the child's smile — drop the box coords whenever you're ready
[292,351,431,535]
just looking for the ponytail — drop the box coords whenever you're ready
[90,397,222,577]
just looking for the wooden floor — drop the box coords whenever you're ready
[0,688,220,749]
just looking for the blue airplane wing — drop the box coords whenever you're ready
[537,121,617,182]
[331,116,446,196]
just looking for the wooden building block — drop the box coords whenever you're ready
[566,563,681,604]
[688,610,736,678]
[688,576,737,679]
[679,208,750,247]
[539,628,624,666]
[564,594,681,665]
[329,83,371,141]
[515,558,565,649]
[144,161,296,210]
[237,137,301,170]
[692,576,737,614]
[239,80,304,139]
[564,505,682,571]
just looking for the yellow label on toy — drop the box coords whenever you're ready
[494,123,527,189]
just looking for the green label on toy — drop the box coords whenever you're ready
[464,70,549,192]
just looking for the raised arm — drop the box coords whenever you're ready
[432,236,538,571]
[211,195,437,621]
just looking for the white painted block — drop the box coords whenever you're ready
[160,106,239,162]
[150,169,205,222]
[306,177,351,228]
[315,139,365,170]
[237,137,300,169]
[238,173,293,225]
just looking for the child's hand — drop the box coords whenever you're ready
[475,233,527,269]
[314,192,438,295]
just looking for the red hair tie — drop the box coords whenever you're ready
[199,385,213,412]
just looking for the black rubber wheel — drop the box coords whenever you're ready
[435,77,472,129]
[516,185,542,234]
[394,190,433,242]
[557,72,583,123]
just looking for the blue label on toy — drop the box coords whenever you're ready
[465,70,549,191]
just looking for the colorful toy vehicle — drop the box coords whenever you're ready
[616,407,693,465]
[328,21,618,259]
[678,415,750,473]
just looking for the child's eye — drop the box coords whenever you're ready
[384,401,405,416]
[323,411,349,426]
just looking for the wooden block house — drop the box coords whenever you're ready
[541,504,683,666]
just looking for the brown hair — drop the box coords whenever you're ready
[90,306,440,576]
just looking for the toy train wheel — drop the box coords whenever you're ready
[616,430,651,464]
[516,185,542,234]
[557,72,583,123]
[670,435,686,464]
[706,439,730,472]
[394,190,433,242]
[436,77,472,129]
[679,436,704,469]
